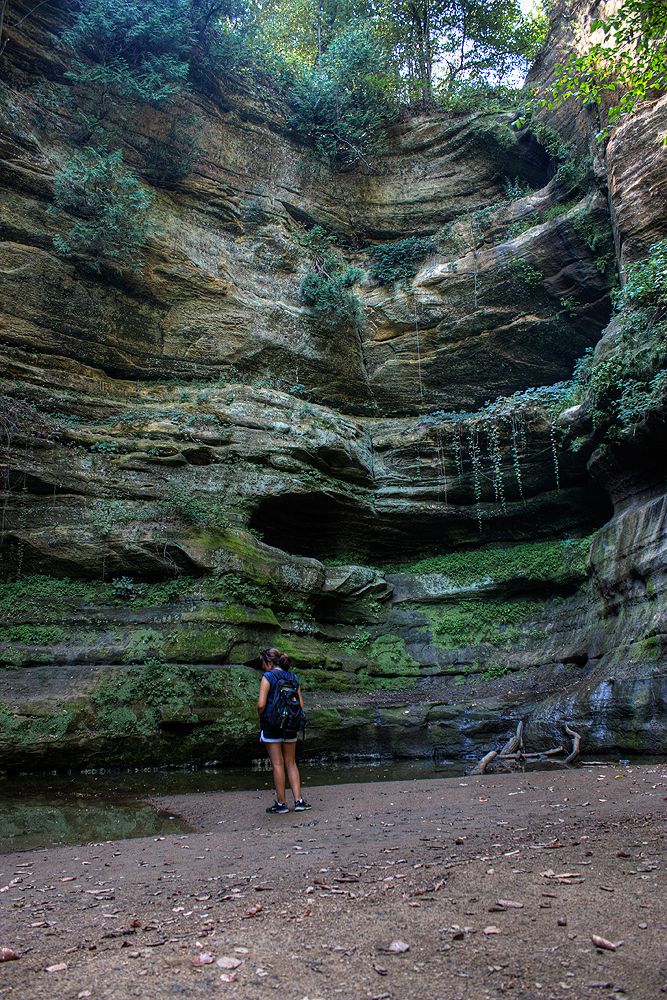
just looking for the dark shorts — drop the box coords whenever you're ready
[260,721,298,743]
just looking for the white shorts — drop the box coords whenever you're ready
[260,730,298,744]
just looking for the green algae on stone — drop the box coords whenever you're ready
[366,634,420,678]
[423,597,546,649]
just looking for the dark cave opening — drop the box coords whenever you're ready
[249,491,368,560]
[249,484,615,564]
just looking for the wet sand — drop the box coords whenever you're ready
[0,765,665,999]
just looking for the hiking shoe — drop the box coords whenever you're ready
[294,799,312,811]
[266,801,289,814]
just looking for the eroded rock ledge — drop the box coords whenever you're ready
[0,0,665,769]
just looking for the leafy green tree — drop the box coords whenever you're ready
[543,0,667,138]
[52,148,154,268]
[370,0,542,106]
[288,24,397,164]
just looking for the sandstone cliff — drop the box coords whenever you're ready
[0,0,664,770]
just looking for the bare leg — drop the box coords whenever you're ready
[282,741,302,802]
[266,742,286,802]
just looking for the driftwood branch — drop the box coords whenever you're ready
[473,722,583,775]
[471,750,498,775]
[500,746,564,760]
[499,720,524,757]
[564,724,582,764]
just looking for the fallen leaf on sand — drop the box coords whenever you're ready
[541,869,584,882]
[484,926,502,935]
[0,948,20,962]
[217,956,242,970]
[591,935,623,952]
[46,963,68,973]
[192,952,214,966]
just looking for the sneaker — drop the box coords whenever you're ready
[266,801,289,814]
[294,799,312,811]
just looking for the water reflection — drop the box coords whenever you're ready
[0,753,660,855]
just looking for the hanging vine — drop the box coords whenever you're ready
[418,379,577,529]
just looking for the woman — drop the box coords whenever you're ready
[258,647,312,814]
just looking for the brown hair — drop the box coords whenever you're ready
[259,648,290,669]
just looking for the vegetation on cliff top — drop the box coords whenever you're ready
[542,0,667,139]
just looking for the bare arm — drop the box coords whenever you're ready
[258,675,270,715]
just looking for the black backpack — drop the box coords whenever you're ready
[265,671,306,732]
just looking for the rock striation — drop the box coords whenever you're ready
[0,0,664,770]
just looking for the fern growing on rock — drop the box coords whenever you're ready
[367,236,437,286]
[52,148,153,268]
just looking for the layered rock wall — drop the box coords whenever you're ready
[0,0,664,770]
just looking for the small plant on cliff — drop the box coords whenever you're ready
[298,226,364,332]
[581,240,667,440]
[367,237,437,286]
[52,148,153,268]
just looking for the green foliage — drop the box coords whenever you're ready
[543,0,667,138]
[366,634,420,677]
[367,237,437,286]
[436,82,524,114]
[52,148,153,267]
[581,241,667,441]
[287,25,396,165]
[299,225,365,331]
[503,177,533,200]
[203,572,275,608]
[164,484,233,530]
[620,240,667,310]
[0,574,196,624]
[507,258,544,287]
[381,0,545,106]
[0,625,66,645]
[425,598,543,649]
[90,661,258,740]
[481,661,509,680]
[388,537,591,587]
[61,0,247,106]
[61,0,193,104]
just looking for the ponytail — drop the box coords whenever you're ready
[259,647,285,668]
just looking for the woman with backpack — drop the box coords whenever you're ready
[257,648,312,814]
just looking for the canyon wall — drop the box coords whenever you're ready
[0,0,664,770]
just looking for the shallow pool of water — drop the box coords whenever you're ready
[0,753,660,855]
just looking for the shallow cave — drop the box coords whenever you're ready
[248,482,614,564]
[249,492,370,560]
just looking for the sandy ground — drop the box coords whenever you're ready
[0,765,665,1000]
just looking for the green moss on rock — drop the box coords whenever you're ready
[424,598,545,648]
[388,537,591,588]
[366,635,420,678]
